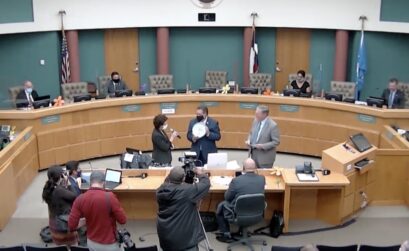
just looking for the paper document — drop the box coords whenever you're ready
[211,176,233,186]
[124,153,134,162]
[296,173,319,182]
[226,160,240,170]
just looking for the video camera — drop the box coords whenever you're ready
[178,152,198,184]
[117,228,135,251]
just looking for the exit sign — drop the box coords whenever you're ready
[198,13,216,22]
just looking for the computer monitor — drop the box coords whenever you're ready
[95,94,107,100]
[199,87,217,94]
[73,94,92,103]
[343,98,356,103]
[35,95,51,101]
[283,89,301,97]
[325,93,343,102]
[115,89,133,97]
[240,87,258,95]
[176,89,187,94]
[299,92,312,98]
[366,97,385,108]
[33,99,50,109]
[350,133,372,152]
[134,91,146,96]
[206,153,228,169]
[157,88,175,95]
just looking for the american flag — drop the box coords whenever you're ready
[249,27,259,74]
[61,31,71,84]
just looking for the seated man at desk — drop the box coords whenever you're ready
[106,71,128,97]
[15,80,39,108]
[215,158,265,243]
[381,78,405,109]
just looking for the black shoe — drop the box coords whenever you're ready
[216,235,235,244]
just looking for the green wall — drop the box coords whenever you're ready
[0,31,60,108]
[348,31,409,99]
[0,0,33,24]
[78,30,105,83]
[309,29,336,92]
[256,28,277,88]
[170,28,243,89]
[139,28,157,90]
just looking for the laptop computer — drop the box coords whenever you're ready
[80,171,91,190]
[104,168,122,190]
[206,153,228,169]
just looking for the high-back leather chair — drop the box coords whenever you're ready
[226,194,267,251]
[149,75,173,93]
[97,75,111,96]
[8,86,24,108]
[61,82,88,102]
[250,73,273,89]
[205,71,227,89]
[398,82,409,108]
[330,81,356,99]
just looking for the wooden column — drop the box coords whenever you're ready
[243,27,253,87]
[157,27,170,74]
[333,30,349,81]
[66,30,81,82]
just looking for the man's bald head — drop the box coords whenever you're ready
[243,158,257,172]
[23,81,33,89]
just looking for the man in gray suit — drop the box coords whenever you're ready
[107,71,128,97]
[246,105,280,169]
[215,158,265,243]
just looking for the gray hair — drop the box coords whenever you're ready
[256,105,269,115]
[90,171,105,184]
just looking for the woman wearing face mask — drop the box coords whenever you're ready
[290,70,311,94]
[107,71,128,97]
[42,165,78,246]
[152,114,179,166]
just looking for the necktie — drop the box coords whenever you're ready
[252,122,261,144]
[388,91,394,108]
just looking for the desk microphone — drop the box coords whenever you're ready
[88,161,93,171]
[170,128,181,139]
[128,173,148,179]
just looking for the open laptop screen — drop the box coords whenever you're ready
[105,169,122,183]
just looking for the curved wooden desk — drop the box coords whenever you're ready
[0,94,407,169]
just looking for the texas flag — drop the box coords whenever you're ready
[249,27,259,74]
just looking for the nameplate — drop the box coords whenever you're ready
[41,115,60,125]
[201,101,219,107]
[161,103,177,114]
[280,105,299,113]
[357,114,376,124]
[239,103,258,110]
[24,132,31,141]
[122,105,141,112]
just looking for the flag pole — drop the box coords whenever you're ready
[356,15,367,100]
[359,15,367,32]
[58,10,66,34]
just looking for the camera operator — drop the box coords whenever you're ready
[156,166,210,251]
[68,171,127,251]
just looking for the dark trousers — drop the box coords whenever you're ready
[216,201,232,233]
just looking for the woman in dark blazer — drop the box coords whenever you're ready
[152,114,179,165]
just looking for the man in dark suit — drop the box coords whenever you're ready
[106,71,128,97]
[66,160,82,197]
[215,158,266,243]
[15,81,39,108]
[187,105,221,165]
[381,78,405,109]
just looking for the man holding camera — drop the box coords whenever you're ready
[156,166,210,251]
[68,171,127,251]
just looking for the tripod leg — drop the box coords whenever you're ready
[197,209,213,251]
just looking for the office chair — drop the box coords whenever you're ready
[0,246,25,251]
[25,246,68,251]
[359,245,400,251]
[70,246,89,251]
[317,245,358,251]
[226,194,267,251]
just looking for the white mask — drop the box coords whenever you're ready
[162,124,168,130]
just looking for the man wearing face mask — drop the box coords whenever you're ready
[106,71,128,97]
[15,80,39,108]
[66,160,82,197]
[152,114,179,166]
[187,105,221,165]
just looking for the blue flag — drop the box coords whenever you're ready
[356,30,367,100]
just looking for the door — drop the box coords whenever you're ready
[104,28,140,91]
[274,28,310,92]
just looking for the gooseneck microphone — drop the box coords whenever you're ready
[170,128,181,139]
